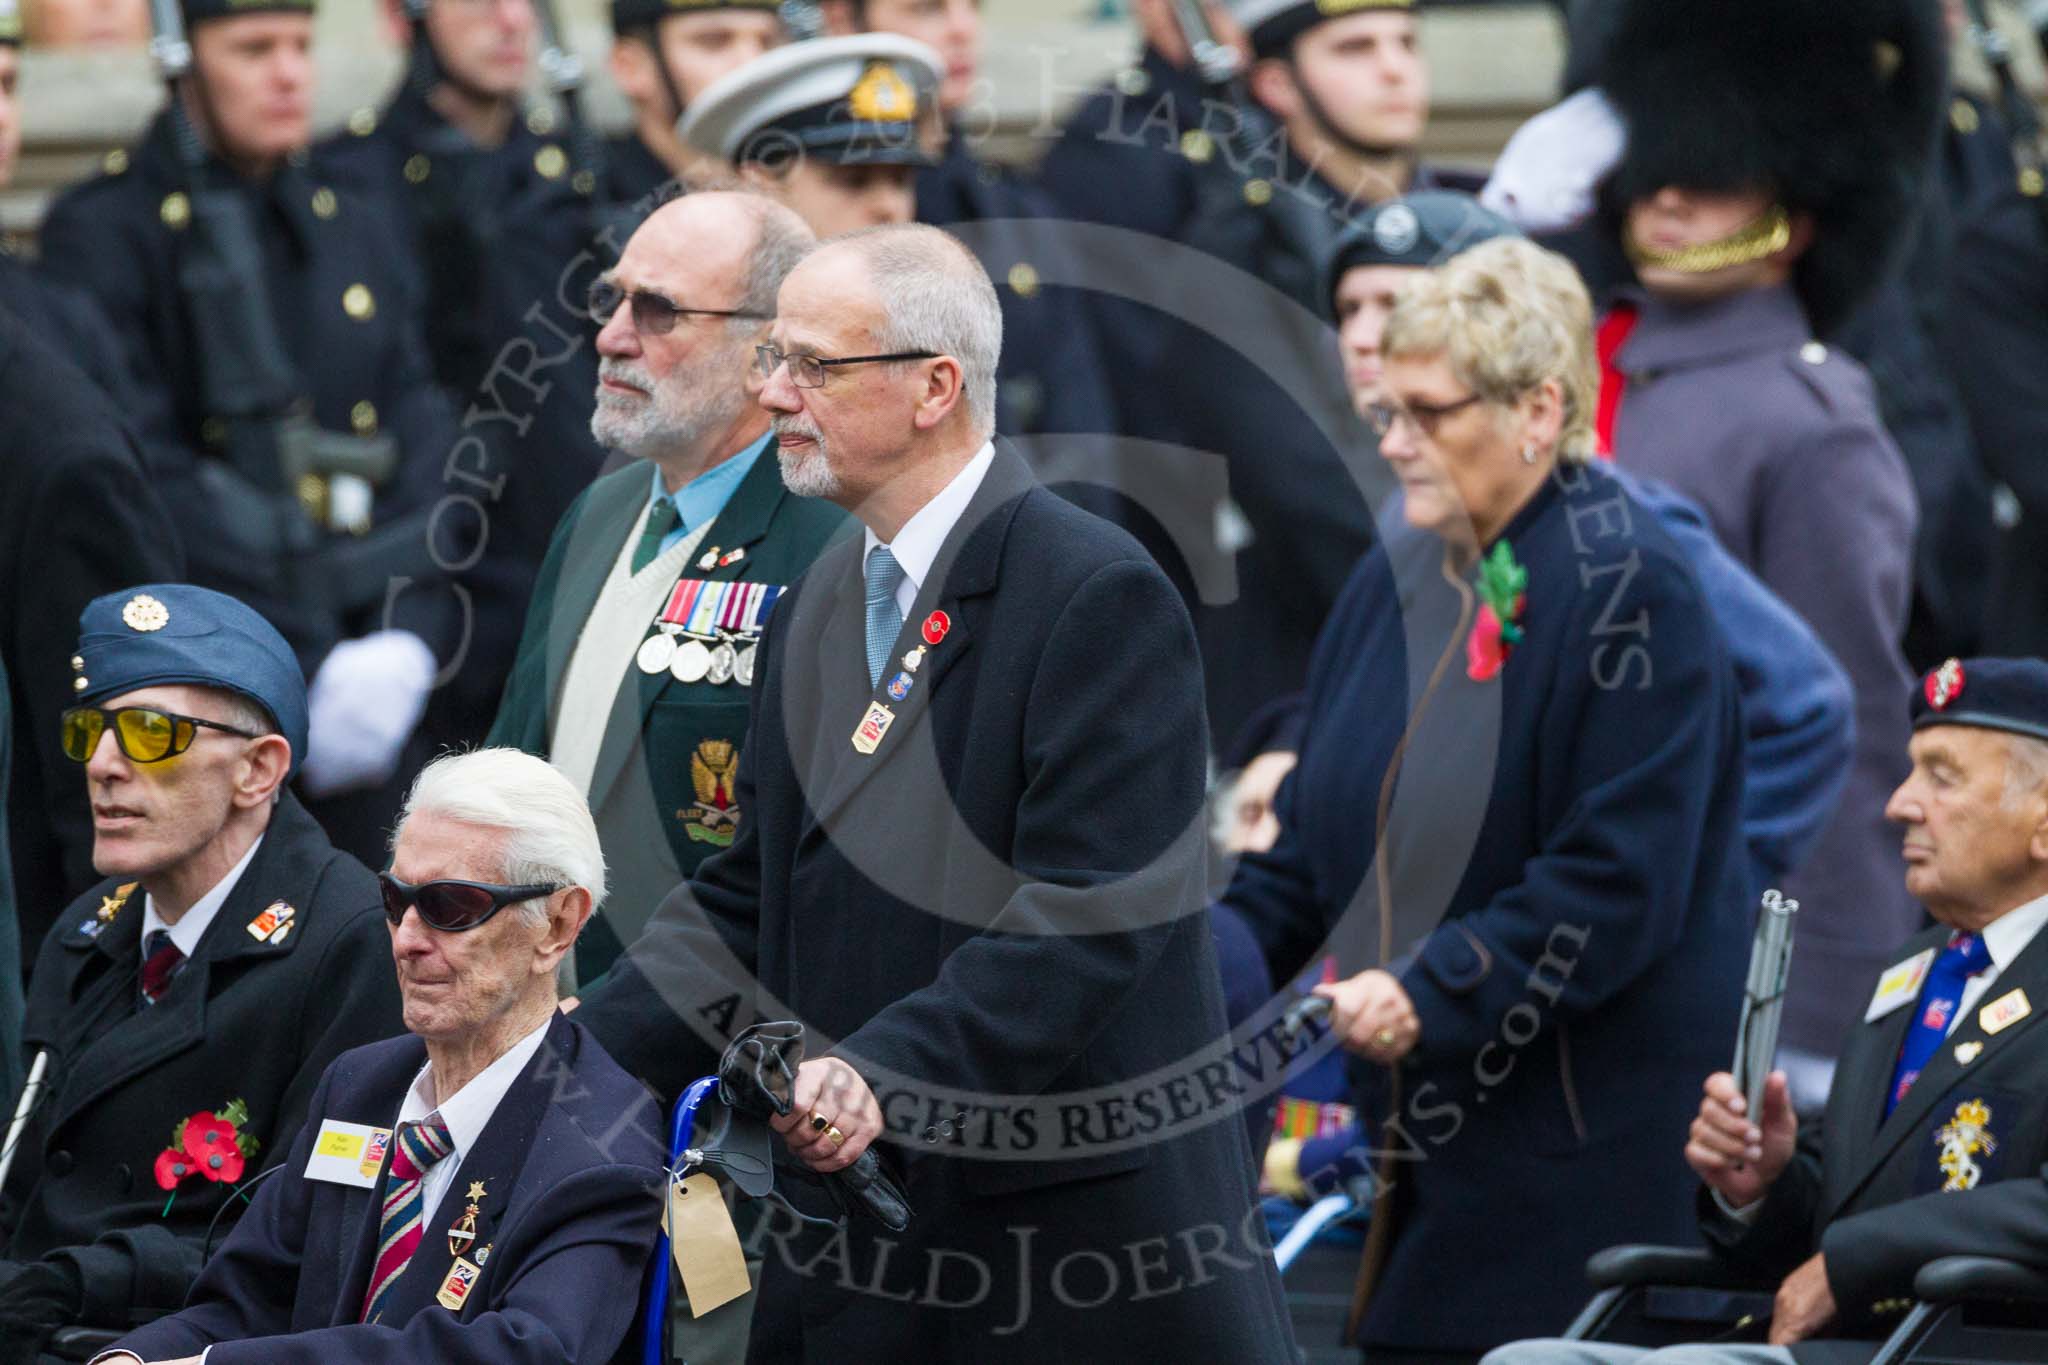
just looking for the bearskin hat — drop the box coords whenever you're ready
[1594,0,1948,334]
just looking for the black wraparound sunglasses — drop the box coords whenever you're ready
[378,873,564,933]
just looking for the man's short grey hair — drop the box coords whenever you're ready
[2004,733,2048,811]
[395,749,608,923]
[731,196,817,324]
[827,223,1002,439]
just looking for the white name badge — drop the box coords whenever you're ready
[1865,947,1936,1022]
[304,1120,393,1189]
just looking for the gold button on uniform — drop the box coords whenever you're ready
[159,192,190,230]
[404,154,430,185]
[534,145,567,180]
[1007,263,1040,298]
[1114,66,1150,97]
[73,676,88,692]
[572,169,595,196]
[2022,167,2045,198]
[527,107,556,136]
[1244,179,1273,207]
[342,283,376,321]
[1180,129,1214,164]
[70,655,84,671]
[1951,98,1980,136]
[348,106,378,137]
[297,473,329,522]
[311,186,338,219]
[102,148,129,176]
[350,400,378,435]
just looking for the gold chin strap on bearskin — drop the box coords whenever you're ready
[1625,205,1794,275]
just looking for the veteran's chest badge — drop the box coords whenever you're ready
[683,740,741,847]
[851,701,894,754]
[1934,1099,1998,1191]
[448,1180,487,1257]
[436,1255,482,1311]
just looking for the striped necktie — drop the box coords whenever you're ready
[864,545,906,687]
[139,929,184,1006]
[361,1115,455,1323]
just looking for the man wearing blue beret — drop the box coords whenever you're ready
[0,585,401,1359]
[1488,656,2048,1362]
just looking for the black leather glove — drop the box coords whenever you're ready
[717,1022,914,1232]
[0,1257,83,1357]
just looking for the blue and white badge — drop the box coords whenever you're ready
[886,671,913,701]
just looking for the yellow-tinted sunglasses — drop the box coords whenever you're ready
[60,705,262,765]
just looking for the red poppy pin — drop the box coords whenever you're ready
[155,1097,261,1214]
[1925,658,1965,710]
[1467,542,1529,682]
[921,610,950,645]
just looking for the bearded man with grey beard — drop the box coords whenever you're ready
[487,190,849,991]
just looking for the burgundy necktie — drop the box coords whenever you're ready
[139,929,185,1006]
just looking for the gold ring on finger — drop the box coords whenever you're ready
[1374,1028,1397,1047]
[824,1125,846,1148]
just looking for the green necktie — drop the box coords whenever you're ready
[633,499,681,573]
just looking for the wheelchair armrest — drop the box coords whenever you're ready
[1912,1254,2048,1305]
[47,1325,125,1360]
[1585,1244,1776,1292]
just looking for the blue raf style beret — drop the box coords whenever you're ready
[72,585,309,773]
[1911,657,2048,745]
[1321,190,1521,320]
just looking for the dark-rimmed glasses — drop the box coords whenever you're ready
[754,344,940,389]
[587,278,766,336]
[378,873,565,933]
[60,705,262,765]
[1365,392,1486,440]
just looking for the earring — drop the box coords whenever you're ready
[1521,443,1537,465]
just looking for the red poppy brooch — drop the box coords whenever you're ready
[155,1098,260,1212]
[1467,542,1529,682]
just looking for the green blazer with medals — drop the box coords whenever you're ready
[488,441,849,980]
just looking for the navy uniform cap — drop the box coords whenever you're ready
[1319,190,1520,319]
[1911,657,2048,745]
[72,585,310,773]
[610,0,779,37]
[680,34,942,169]
[1230,0,1416,61]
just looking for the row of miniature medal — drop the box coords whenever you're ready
[636,579,783,688]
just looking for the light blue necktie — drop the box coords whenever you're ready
[864,545,906,688]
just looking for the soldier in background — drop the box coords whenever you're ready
[0,6,129,397]
[36,0,466,863]
[17,0,145,46]
[818,0,1119,442]
[680,33,943,237]
[1123,0,1462,749]
[1583,0,1939,1108]
[1040,0,1246,246]
[319,0,614,751]
[601,0,783,213]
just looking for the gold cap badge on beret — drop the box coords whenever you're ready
[122,594,170,632]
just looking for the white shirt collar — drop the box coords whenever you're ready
[862,441,996,613]
[140,835,265,959]
[396,1017,554,1161]
[1980,890,2048,973]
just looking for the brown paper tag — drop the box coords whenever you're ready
[668,1172,750,1317]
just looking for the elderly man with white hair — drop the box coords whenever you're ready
[98,748,665,1365]
[573,223,1297,1361]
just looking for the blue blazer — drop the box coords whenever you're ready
[108,1013,665,1365]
